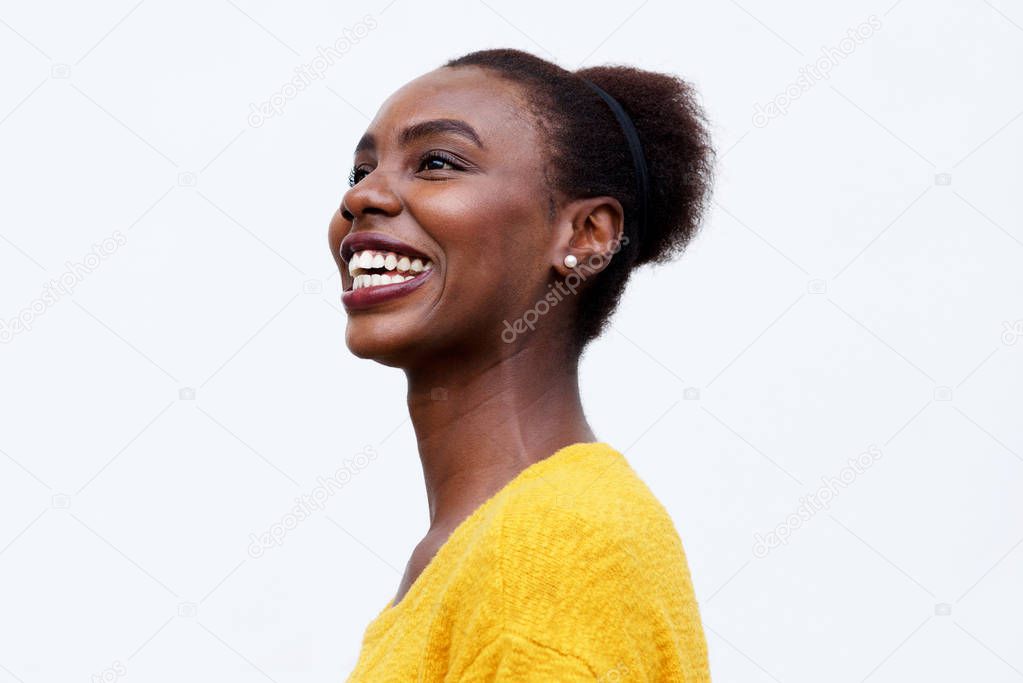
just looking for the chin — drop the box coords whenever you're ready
[344,320,419,368]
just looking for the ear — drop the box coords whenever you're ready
[550,196,625,279]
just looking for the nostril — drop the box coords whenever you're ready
[340,205,354,221]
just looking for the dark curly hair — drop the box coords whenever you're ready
[444,48,715,355]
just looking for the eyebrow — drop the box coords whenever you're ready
[354,118,484,154]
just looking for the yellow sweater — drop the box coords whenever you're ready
[345,442,711,681]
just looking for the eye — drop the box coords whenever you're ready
[417,152,463,174]
[348,165,371,187]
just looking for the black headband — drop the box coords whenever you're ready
[581,79,650,248]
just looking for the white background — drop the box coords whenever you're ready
[1,0,1021,681]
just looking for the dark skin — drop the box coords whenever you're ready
[328,65,625,607]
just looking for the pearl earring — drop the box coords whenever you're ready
[563,254,578,268]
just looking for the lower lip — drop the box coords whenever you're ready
[341,269,434,311]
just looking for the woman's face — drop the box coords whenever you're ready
[328,66,561,367]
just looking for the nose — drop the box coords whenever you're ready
[340,170,402,222]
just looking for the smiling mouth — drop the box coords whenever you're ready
[346,249,434,292]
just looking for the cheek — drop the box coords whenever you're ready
[327,210,348,263]
[417,182,545,298]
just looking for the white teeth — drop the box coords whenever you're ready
[347,249,433,291]
[350,273,416,291]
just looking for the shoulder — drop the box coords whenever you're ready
[447,443,710,679]
[488,444,707,673]
[498,442,692,591]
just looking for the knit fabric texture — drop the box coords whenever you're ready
[344,441,711,681]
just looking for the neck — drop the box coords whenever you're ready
[403,339,595,531]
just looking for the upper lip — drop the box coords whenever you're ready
[339,231,431,265]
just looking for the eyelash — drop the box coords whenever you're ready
[347,152,464,187]
[347,166,361,187]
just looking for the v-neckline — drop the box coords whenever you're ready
[361,441,614,634]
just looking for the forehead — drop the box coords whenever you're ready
[360,66,541,152]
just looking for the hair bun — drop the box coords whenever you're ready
[574,64,715,267]
[446,49,715,352]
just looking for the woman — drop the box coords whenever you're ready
[330,48,714,681]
